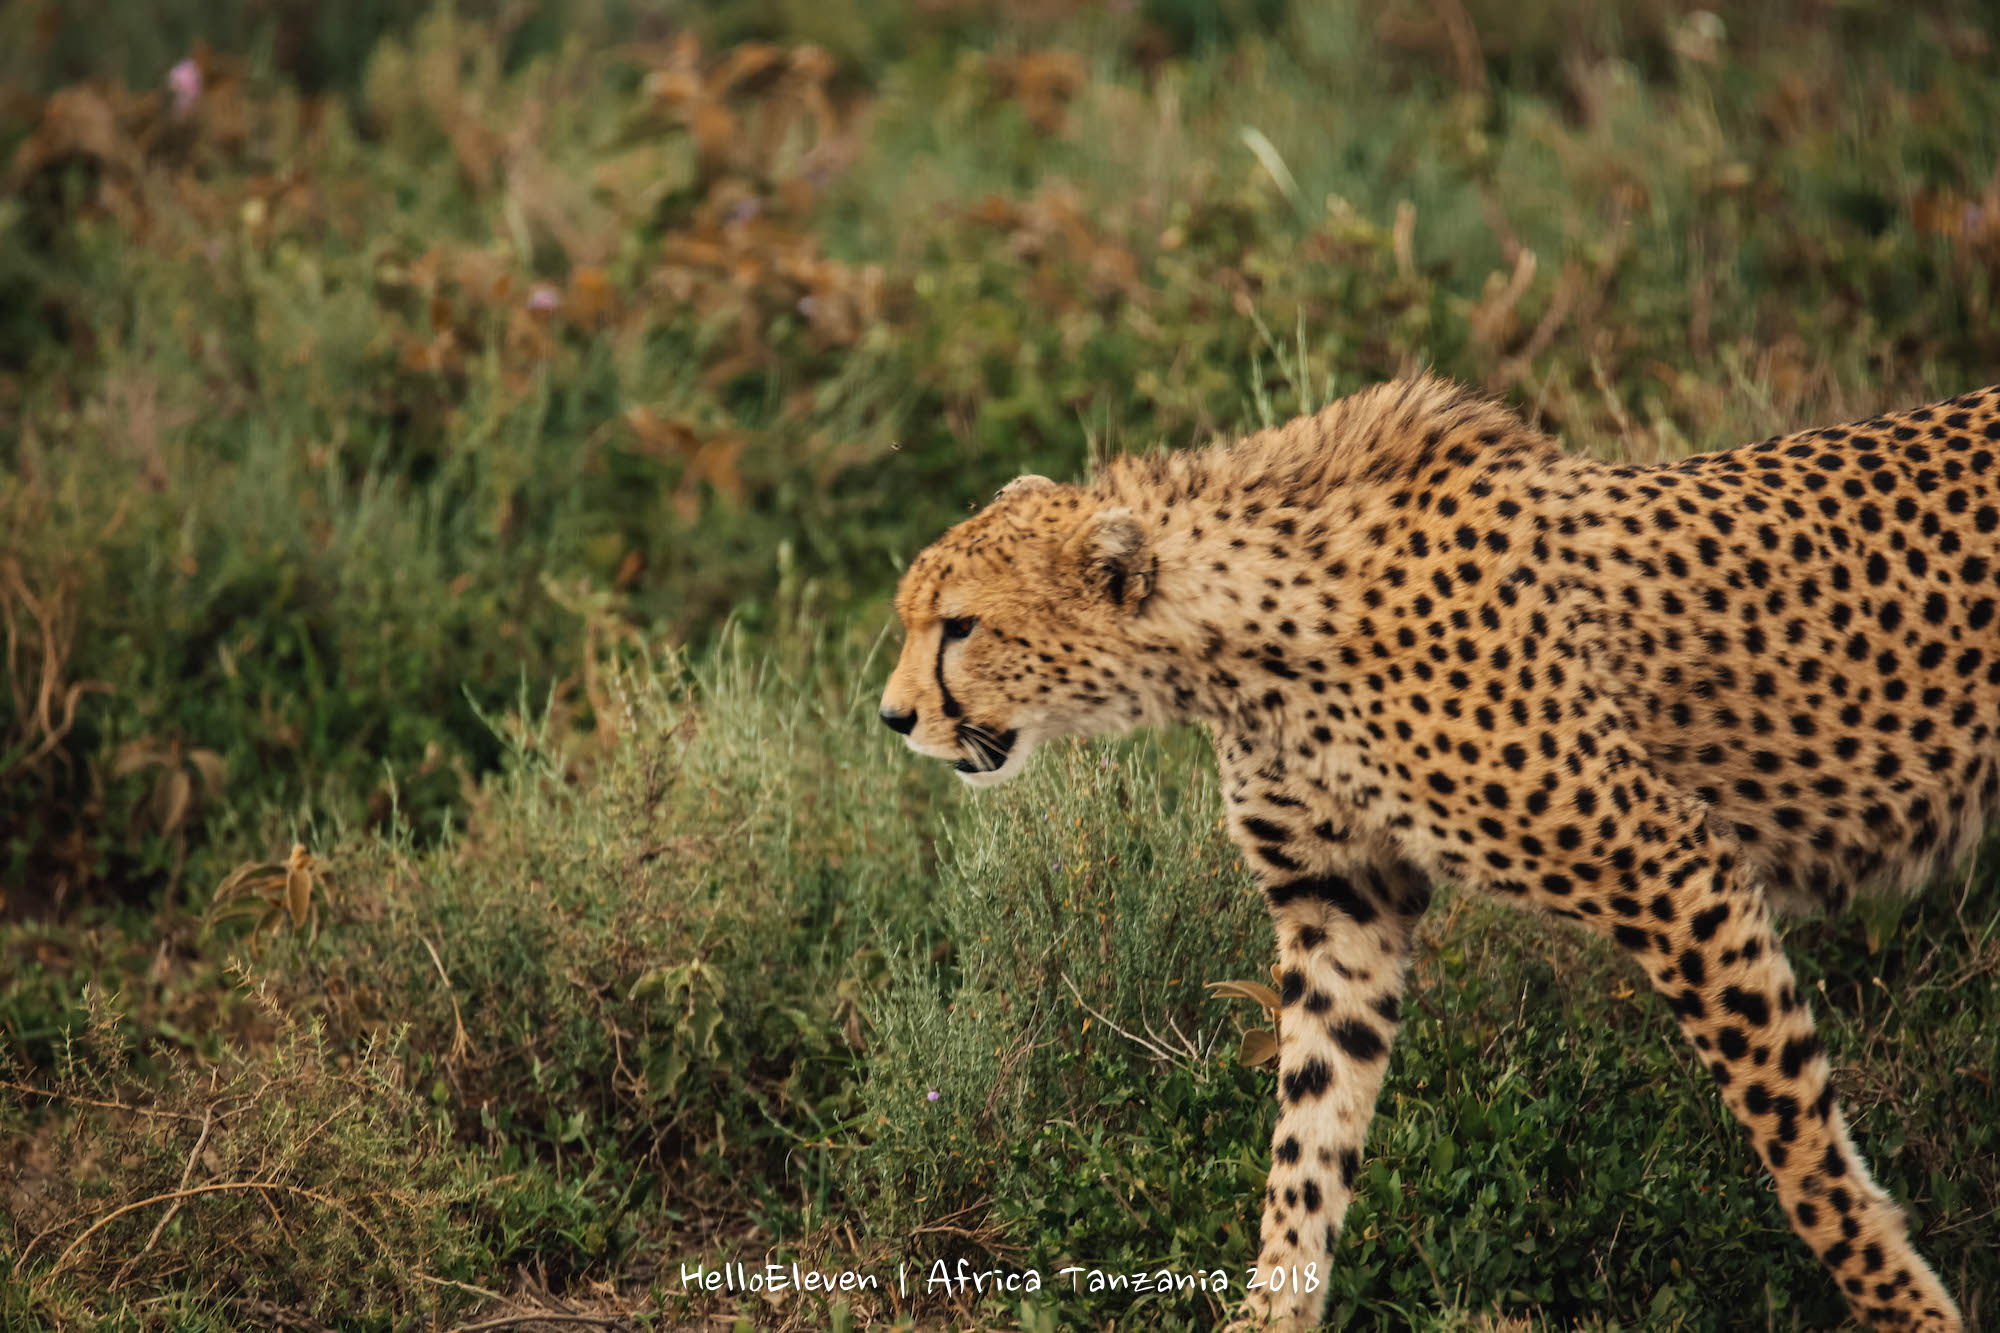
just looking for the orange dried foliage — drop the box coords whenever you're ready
[642,32,852,189]
[1914,183,2000,268]
[566,267,617,330]
[964,186,1144,311]
[6,19,1112,526]
[7,46,275,245]
[624,408,749,520]
[1,558,109,786]
[358,25,889,513]
[984,49,1088,134]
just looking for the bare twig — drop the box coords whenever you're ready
[1060,973,1182,1067]
[906,1197,1021,1254]
[1493,260,1583,390]
[1590,350,1637,450]
[1469,246,1538,348]
[39,1181,391,1278]
[905,1198,989,1233]
[421,1273,509,1303]
[1391,200,1417,282]
[0,558,108,780]
[1478,181,1525,266]
[1096,1170,1150,1230]
[448,1315,628,1332]
[1432,0,1489,95]
[1,1079,209,1122]
[1163,1010,1225,1068]
[289,1096,364,1162]
[113,1106,215,1289]
[420,935,473,1066]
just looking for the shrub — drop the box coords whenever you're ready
[252,640,947,1270]
[2,981,488,1329]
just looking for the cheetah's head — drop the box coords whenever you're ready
[880,475,1158,787]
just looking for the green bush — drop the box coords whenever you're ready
[858,731,1264,1226]
[278,641,945,1262]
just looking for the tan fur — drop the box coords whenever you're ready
[884,376,1997,1330]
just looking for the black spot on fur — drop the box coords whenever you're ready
[1268,874,1379,924]
[1329,1019,1386,1062]
[1283,1059,1331,1101]
[1722,986,1772,1027]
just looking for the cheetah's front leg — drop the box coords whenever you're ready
[1227,833,1429,1330]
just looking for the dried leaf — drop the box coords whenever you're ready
[987,49,1086,134]
[623,407,700,458]
[155,768,193,835]
[1205,979,1282,1013]
[692,102,737,177]
[110,739,163,778]
[707,43,786,98]
[1237,1028,1280,1068]
[687,433,747,507]
[206,843,325,943]
[647,67,703,109]
[213,860,285,902]
[566,266,615,327]
[187,747,227,794]
[614,549,645,590]
[10,85,140,187]
[284,859,311,928]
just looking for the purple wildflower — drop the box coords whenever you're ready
[168,59,202,117]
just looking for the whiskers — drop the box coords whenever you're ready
[956,722,1018,774]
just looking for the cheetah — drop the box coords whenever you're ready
[879,376,2000,1330]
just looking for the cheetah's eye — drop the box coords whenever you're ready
[942,616,979,641]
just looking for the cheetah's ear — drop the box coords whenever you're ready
[1065,506,1153,611]
[995,474,1055,503]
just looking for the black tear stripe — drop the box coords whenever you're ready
[933,629,963,719]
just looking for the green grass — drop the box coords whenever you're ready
[4,0,1999,1327]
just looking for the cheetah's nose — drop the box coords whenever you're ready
[879,707,917,735]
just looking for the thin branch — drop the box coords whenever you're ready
[113,1105,215,1289]
[420,934,473,1065]
[1493,259,1583,391]
[288,1095,364,1163]
[224,1296,337,1333]
[1,1079,210,1122]
[425,1274,645,1332]
[447,1315,628,1332]
[1060,973,1183,1067]
[40,1181,390,1278]
[1431,0,1488,95]
[421,1272,508,1302]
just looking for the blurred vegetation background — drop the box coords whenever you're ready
[2,0,1996,1328]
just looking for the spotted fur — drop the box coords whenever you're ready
[881,376,1995,1331]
